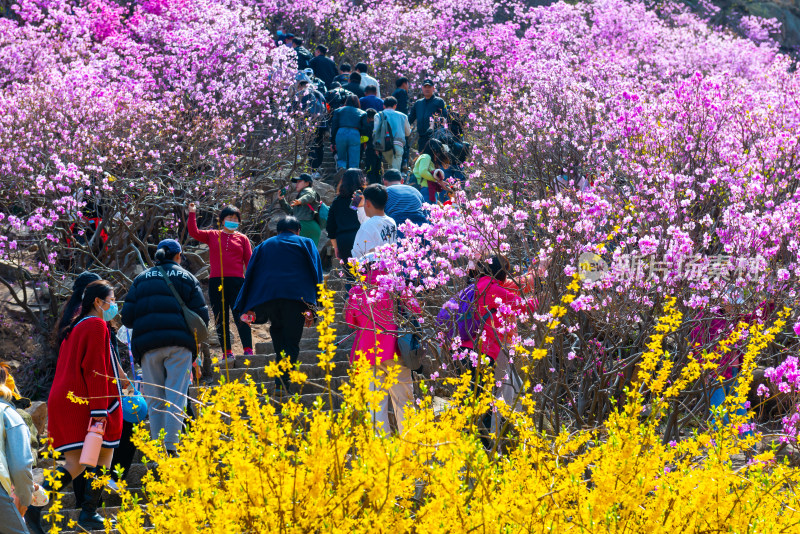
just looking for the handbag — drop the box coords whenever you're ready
[396,301,424,370]
[155,265,209,344]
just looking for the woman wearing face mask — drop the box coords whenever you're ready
[26,280,129,534]
[188,203,253,364]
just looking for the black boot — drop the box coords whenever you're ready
[24,466,72,534]
[77,467,107,530]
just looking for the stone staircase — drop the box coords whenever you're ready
[43,322,354,533]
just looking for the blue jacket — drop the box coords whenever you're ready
[233,232,323,318]
[359,95,384,112]
[331,106,367,141]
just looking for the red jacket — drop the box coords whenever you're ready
[48,317,123,451]
[188,212,252,278]
[474,276,536,360]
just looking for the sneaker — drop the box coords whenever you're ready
[243,347,254,356]
[214,352,236,367]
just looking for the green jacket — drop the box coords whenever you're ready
[280,186,321,222]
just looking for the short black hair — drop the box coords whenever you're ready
[219,205,242,225]
[365,108,378,118]
[340,62,351,72]
[277,216,302,233]
[349,72,361,84]
[480,256,510,282]
[384,96,397,108]
[364,84,378,95]
[395,77,408,88]
[316,44,328,54]
[355,62,369,73]
[363,184,388,211]
[292,37,303,46]
[383,169,402,183]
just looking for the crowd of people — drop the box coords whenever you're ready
[281,32,468,200]
[0,30,763,534]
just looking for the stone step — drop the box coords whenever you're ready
[210,362,349,385]
[254,331,354,356]
[191,375,348,399]
[55,485,146,509]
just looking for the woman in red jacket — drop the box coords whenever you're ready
[188,203,253,364]
[26,280,129,534]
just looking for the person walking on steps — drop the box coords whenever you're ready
[409,78,449,155]
[331,95,368,170]
[27,280,131,534]
[187,203,253,366]
[279,174,323,246]
[53,271,140,531]
[310,45,337,88]
[121,240,209,456]
[234,217,323,397]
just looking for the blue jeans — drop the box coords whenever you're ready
[419,186,448,204]
[336,127,361,169]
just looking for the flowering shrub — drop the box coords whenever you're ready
[108,288,800,531]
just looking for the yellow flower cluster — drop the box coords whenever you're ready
[99,291,800,532]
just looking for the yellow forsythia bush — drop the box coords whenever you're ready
[114,291,800,532]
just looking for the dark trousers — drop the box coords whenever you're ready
[309,127,327,170]
[401,137,410,171]
[418,133,432,155]
[365,142,382,184]
[209,277,252,352]
[253,299,308,390]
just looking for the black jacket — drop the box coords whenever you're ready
[409,96,448,138]
[333,73,350,85]
[121,261,209,361]
[294,46,313,70]
[310,55,338,88]
[331,106,368,140]
[392,88,409,115]
[342,82,365,98]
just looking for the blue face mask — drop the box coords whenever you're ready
[102,301,118,321]
[224,221,240,231]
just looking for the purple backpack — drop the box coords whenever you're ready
[436,284,492,344]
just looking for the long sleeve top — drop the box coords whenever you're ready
[413,154,435,187]
[408,96,448,138]
[331,106,368,141]
[326,196,362,260]
[280,187,320,222]
[188,212,252,278]
[474,276,536,360]
[0,400,34,507]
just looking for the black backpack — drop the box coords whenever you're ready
[296,47,313,70]
[325,87,354,111]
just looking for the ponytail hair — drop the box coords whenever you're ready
[53,271,101,345]
[58,280,113,343]
[154,247,168,264]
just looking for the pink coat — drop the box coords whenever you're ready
[344,271,420,366]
